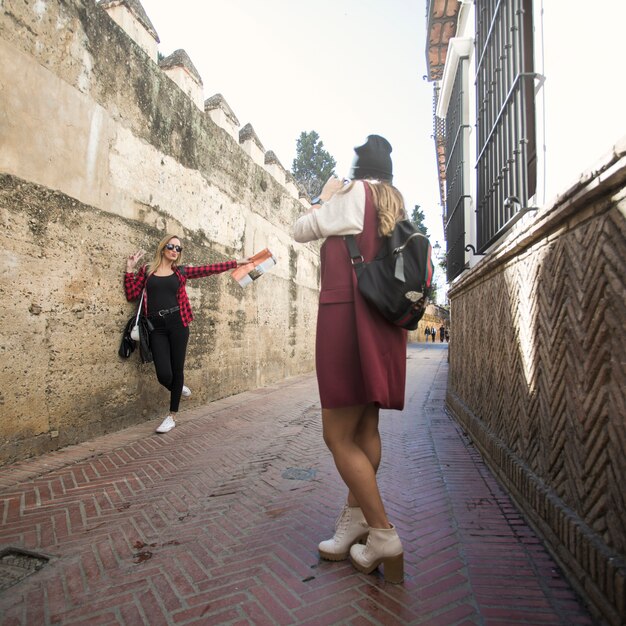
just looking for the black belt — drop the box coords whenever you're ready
[151,306,180,318]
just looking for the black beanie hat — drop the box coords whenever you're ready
[349,135,393,182]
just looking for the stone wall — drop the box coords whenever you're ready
[446,143,626,625]
[407,304,450,343]
[0,0,320,464]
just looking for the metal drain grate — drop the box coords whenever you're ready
[0,548,49,591]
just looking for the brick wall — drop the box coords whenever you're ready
[446,144,626,625]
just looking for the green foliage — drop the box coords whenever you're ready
[429,282,438,303]
[291,131,337,197]
[410,205,429,238]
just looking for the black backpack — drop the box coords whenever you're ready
[345,220,433,330]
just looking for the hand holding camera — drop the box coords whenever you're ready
[319,175,346,202]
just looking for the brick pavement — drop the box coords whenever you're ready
[0,343,595,625]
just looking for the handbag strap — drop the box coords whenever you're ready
[134,289,145,325]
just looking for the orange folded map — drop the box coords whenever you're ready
[231,248,277,287]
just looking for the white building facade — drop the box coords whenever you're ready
[430,0,626,281]
[426,3,626,624]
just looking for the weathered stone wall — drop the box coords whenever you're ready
[446,144,626,625]
[407,304,450,343]
[0,0,320,464]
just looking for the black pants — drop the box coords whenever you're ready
[149,313,189,413]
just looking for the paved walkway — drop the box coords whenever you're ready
[0,343,595,625]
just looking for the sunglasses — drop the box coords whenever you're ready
[165,243,183,253]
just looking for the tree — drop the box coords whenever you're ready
[291,131,337,197]
[429,279,439,304]
[411,205,444,302]
[410,205,429,238]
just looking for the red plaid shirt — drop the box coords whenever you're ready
[124,261,237,327]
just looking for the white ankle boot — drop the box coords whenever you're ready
[349,524,404,583]
[318,505,369,561]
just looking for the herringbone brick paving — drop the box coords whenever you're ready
[0,343,594,625]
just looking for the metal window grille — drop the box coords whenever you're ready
[445,58,470,282]
[475,0,536,252]
[433,84,446,226]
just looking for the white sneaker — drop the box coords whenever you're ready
[181,385,191,398]
[156,415,176,433]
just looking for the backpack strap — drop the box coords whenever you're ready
[344,235,364,266]
[346,233,407,282]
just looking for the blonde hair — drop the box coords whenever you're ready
[340,180,405,236]
[147,233,183,275]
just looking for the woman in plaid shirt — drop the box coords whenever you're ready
[125,234,250,433]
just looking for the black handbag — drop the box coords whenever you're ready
[119,315,136,359]
[345,219,433,330]
[119,289,154,363]
[136,316,154,363]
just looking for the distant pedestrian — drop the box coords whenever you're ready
[293,135,405,583]
[124,235,250,434]
[439,324,445,342]
[445,328,450,342]
[424,326,430,342]
[431,326,436,342]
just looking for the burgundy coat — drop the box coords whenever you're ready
[315,183,407,409]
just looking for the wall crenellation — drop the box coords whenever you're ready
[158,49,204,110]
[0,0,321,465]
[204,94,240,142]
[97,0,312,206]
[98,0,160,61]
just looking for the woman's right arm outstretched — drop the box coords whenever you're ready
[124,249,146,301]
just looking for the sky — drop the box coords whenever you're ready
[139,0,445,249]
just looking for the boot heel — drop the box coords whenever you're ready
[382,553,404,584]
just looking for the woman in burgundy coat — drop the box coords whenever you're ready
[293,135,406,583]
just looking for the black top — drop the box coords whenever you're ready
[147,273,179,315]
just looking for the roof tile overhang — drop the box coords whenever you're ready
[426,0,462,217]
[426,0,461,82]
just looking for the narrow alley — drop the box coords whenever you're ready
[0,343,593,625]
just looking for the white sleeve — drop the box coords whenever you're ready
[292,182,366,243]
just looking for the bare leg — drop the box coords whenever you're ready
[347,404,381,507]
[322,404,390,529]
